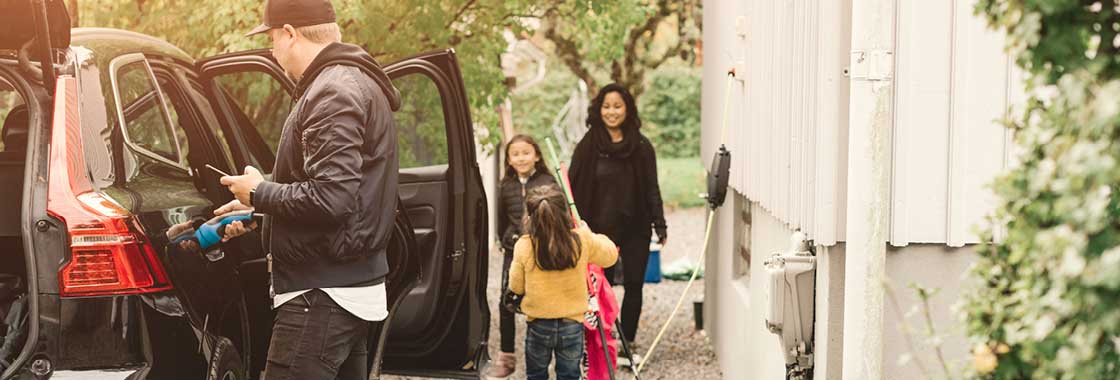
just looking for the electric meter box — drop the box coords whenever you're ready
[763,242,816,368]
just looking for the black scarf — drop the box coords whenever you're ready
[589,124,640,158]
[570,124,644,229]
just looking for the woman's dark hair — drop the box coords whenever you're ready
[586,83,641,131]
[503,134,550,181]
[523,185,580,271]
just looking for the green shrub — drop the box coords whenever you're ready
[640,65,702,158]
[962,1,1120,378]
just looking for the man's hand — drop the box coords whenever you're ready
[219,166,264,206]
[222,220,258,242]
[213,199,257,242]
[214,199,252,216]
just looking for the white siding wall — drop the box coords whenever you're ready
[704,0,850,246]
[705,0,1020,247]
[890,0,1022,246]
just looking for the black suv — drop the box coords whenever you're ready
[0,1,490,379]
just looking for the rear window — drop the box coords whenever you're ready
[110,54,183,167]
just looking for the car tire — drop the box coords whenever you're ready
[207,337,246,380]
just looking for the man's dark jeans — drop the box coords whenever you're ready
[525,318,584,380]
[263,289,370,380]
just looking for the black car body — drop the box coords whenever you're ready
[0,1,490,379]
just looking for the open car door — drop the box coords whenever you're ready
[198,48,489,379]
[379,49,490,378]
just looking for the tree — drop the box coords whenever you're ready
[962,0,1120,378]
[531,0,701,99]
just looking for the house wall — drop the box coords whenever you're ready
[700,0,1004,378]
[889,0,1025,246]
[702,192,849,380]
[701,0,850,247]
[882,245,978,380]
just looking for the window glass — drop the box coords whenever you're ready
[115,59,180,164]
[392,73,449,168]
[213,71,291,157]
[156,75,190,163]
[186,80,236,171]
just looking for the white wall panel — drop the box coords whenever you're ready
[890,0,954,245]
[705,0,851,246]
[946,0,1012,246]
[890,0,1016,246]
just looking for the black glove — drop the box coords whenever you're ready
[501,289,523,314]
[502,232,520,251]
[655,227,668,245]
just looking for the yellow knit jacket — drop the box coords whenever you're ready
[509,228,619,322]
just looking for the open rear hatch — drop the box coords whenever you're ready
[0,0,70,91]
[0,1,68,377]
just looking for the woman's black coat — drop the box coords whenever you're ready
[568,132,667,241]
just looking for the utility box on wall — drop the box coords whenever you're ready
[763,232,816,380]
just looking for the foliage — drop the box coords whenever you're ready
[77,0,522,149]
[76,0,701,155]
[510,62,579,144]
[639,63,700,158]
[657,156,704,209]
[533,0,702,99]
[509,59,699,162]
[962,1,1120,378]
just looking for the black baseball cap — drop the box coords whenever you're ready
[245,0,337,36]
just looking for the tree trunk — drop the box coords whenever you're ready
[68,0,79,27]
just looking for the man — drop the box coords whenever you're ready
[216,0,401,378]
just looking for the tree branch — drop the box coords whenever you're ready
[446,0,479,29]
[619,0,673,97]
[542,10,597,92]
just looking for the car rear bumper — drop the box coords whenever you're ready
[51,367,147,379]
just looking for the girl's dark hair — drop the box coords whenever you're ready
[503,134,551,182]
[586,83,642,131]
[524,185,580,271]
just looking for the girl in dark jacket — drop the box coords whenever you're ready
[569,83,667,349]
[487,134,558,378]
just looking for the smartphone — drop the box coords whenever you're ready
[205,164,232,177]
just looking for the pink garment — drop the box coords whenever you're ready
[584,264,619,380]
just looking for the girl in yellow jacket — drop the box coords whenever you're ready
[509,186,618,380]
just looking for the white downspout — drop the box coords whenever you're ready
[841,0,895,378]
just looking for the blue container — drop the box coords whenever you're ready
[645,242,662,283]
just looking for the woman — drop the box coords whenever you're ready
[487,135,558,378]
[569,83,668,350]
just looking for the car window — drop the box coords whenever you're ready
[155,75,191,164]
[392,73,449,168]
[212,70,291,158]
[112,56,182,166]
[185,79,236,172]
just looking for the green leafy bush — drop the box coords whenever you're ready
[962,1,1120,378]
[640,65,702,158]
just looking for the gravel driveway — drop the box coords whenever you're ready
[385,207,721,380]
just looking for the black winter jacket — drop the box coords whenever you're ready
[253,42,402,294]
[569,132,667,241]
[496,171,558,252]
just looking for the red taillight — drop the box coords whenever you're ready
[46,77,172,297]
